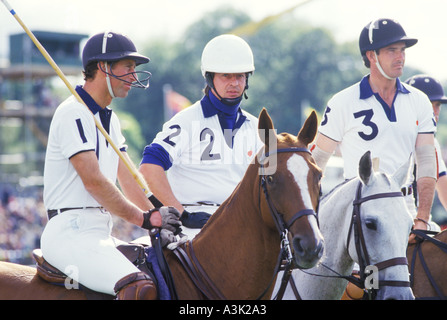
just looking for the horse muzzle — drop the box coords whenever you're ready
[290,214,324,269]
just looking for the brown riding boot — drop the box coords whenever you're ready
[114,272,157,300]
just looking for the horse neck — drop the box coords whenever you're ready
[295,181,357,299]
[319,181,357,265]
[191,165,280,299]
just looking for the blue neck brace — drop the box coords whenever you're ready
[209,90,240,117]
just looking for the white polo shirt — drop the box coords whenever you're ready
[43,90,126,210]
[142,98,262,205]
[319,75,436,181]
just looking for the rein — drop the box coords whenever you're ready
[169,147,318,300]
[409,229,447,299]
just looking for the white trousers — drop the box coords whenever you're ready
[40,208,140,295]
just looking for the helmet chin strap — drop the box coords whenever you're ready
[102,31,116,99]
[213,88,243,106]
[104,62,116,99]
[374,51,394,80]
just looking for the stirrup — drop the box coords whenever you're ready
[114,272,158,300]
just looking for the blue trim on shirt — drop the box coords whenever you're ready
[359,75,410,122]
[141,93,252,170]
[141,143,173,171]
[75,85,112,134]
[75,85,101,114]
[75,85,116,157]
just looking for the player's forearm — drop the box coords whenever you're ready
[117,153,154,211]
[312,133,338,172]
[139,163,183,212]
[86,174,144,226]
[415,176,436,226]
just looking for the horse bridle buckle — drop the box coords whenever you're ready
[281,230,293,263]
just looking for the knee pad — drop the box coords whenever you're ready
[114,272,157,300]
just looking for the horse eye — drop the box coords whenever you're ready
[365,218,377,231]
[267,175,274,184]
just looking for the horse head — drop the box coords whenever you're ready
[349,151,414,300]
[257,108,324,269]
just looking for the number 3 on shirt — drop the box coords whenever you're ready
[353,109,378,141]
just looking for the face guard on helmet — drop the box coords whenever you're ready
[405,75,447,103]
[359,19,417,80]
[201,34,255,105]
[82,31,151,98]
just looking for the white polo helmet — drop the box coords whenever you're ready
[201,34,255,77]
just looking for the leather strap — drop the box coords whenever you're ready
[173,241,226,300]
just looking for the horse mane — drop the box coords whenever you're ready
[321,177,353,202]
[321,170,393,204]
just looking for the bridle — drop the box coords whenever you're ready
[260,147,319,253]
[296,180,411,300]
[167,147,320,300]
[346,181,411,299]
[258,147,320,299]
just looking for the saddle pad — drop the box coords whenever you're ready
[145,247,171,300]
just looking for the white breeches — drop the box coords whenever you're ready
[40,208,140,295]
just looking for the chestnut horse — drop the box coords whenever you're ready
[407,229,447,299]
[0,108,324,300]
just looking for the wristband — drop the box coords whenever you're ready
[141,208,158,230]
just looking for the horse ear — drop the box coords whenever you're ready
[258,108,275,149]
[393,154,412,186]
[297,110,318,146]
[359,151,373,185]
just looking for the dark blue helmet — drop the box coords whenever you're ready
[405,75,447,103]
[82,31,151,90]
[82,31,149,70]
[359,18,418,55]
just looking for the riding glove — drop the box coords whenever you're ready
[180,210,211,228]
[142,206,182,233]
[160,229,178,247]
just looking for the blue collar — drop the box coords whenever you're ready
[75,85,102,114]
[359,75,410,122]
[359,75,410,99]
[75,85,112,135]
[201,90,241,118]
[200,91,248,148]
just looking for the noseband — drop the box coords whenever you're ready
[347,181,411,298]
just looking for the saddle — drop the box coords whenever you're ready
[32,243,153,299]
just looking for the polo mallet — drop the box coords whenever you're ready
[1,0,154,199]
